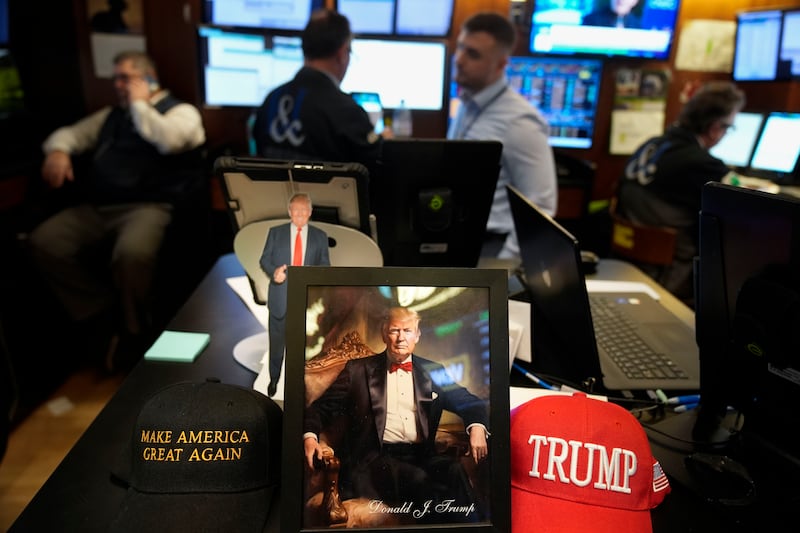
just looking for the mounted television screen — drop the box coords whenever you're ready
[336,0,454,36]
[529,0,681,60]
[197,26,303,108]
[506,56,603,149]
[733,9,787,82]
[0,0,8,46]
[780,9,800,79]
[341,38,447,110]
[449,56,602,149]
[203,0,324,31]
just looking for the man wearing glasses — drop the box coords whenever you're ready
[29,50,206,371]
[615,81,746,303]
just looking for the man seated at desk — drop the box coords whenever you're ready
[615,81,746,303]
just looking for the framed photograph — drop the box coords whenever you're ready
[282,266,510,532]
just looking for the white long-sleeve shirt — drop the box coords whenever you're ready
[42,91,205,156]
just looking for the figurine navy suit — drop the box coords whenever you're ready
[260,193,330,396]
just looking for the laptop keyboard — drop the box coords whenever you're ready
[589,296,690,381]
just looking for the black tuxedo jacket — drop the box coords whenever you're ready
[305,351,489,461]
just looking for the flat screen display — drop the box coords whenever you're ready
[336,0,454,36]
[0,0,8,46]
[780,9,800,79]
[506,56,603,149]
[749,112,800,176]
[529,0,681,60]
[341,38,447,110]
[708,111,765,169]
[733,9,786,82]
[204,0,324,31]
[449,56,602,149]
[198,26,303,108]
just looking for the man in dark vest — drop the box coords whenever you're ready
[29,50,206,370]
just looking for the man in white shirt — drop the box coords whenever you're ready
[449,12,557,260]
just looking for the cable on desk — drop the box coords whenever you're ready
[512,363,558,390]
[640,410,745,454]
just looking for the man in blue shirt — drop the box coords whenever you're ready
[448,12,557,260]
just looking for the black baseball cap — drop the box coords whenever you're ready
[110,379,282,532]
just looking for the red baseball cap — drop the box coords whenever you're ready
[510,393,670,533]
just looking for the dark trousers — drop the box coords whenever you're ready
[268,312,285,385]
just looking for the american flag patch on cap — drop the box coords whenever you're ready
[652,461,670,492]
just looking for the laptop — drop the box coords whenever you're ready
[507,184,700,392]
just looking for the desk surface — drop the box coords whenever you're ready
[9,254,784,532]
[10,254,266,532]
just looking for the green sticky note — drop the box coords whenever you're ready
[144,330,210,362]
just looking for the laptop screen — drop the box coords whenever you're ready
[507,184,603,388]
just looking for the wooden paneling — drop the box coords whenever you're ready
[548,0,800,200]
[16,1,800,194]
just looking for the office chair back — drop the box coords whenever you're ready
[553,152,595,221]
[233,220,383,305]
[610,206,677,266]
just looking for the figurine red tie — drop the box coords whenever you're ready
[292,228,302,266]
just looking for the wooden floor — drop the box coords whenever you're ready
[0,368,124,531]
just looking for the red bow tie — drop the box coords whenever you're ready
[390,361,413,373]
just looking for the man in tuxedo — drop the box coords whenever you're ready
[260,193,330,397]
[303,307,489,523]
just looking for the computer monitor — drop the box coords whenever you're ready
[0,0,8,46]
[336,0,454,36]
[341,37,447,110]
[203,0,324,31]
[449,56,602,149]
[0,49,24,117]
[748,111,800,181]
[506,56,603,149]
[708,111,765,169]
[529,0,682,60]
[780,9,800,79]
[197,26,303,108]
[733,9,789,82]
[370,139,502,267]
[696,182,800,467]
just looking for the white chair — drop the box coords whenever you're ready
[231,220,383,374]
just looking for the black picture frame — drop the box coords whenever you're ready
[282,266,510,532]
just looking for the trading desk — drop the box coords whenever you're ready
[7,254,783,532]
